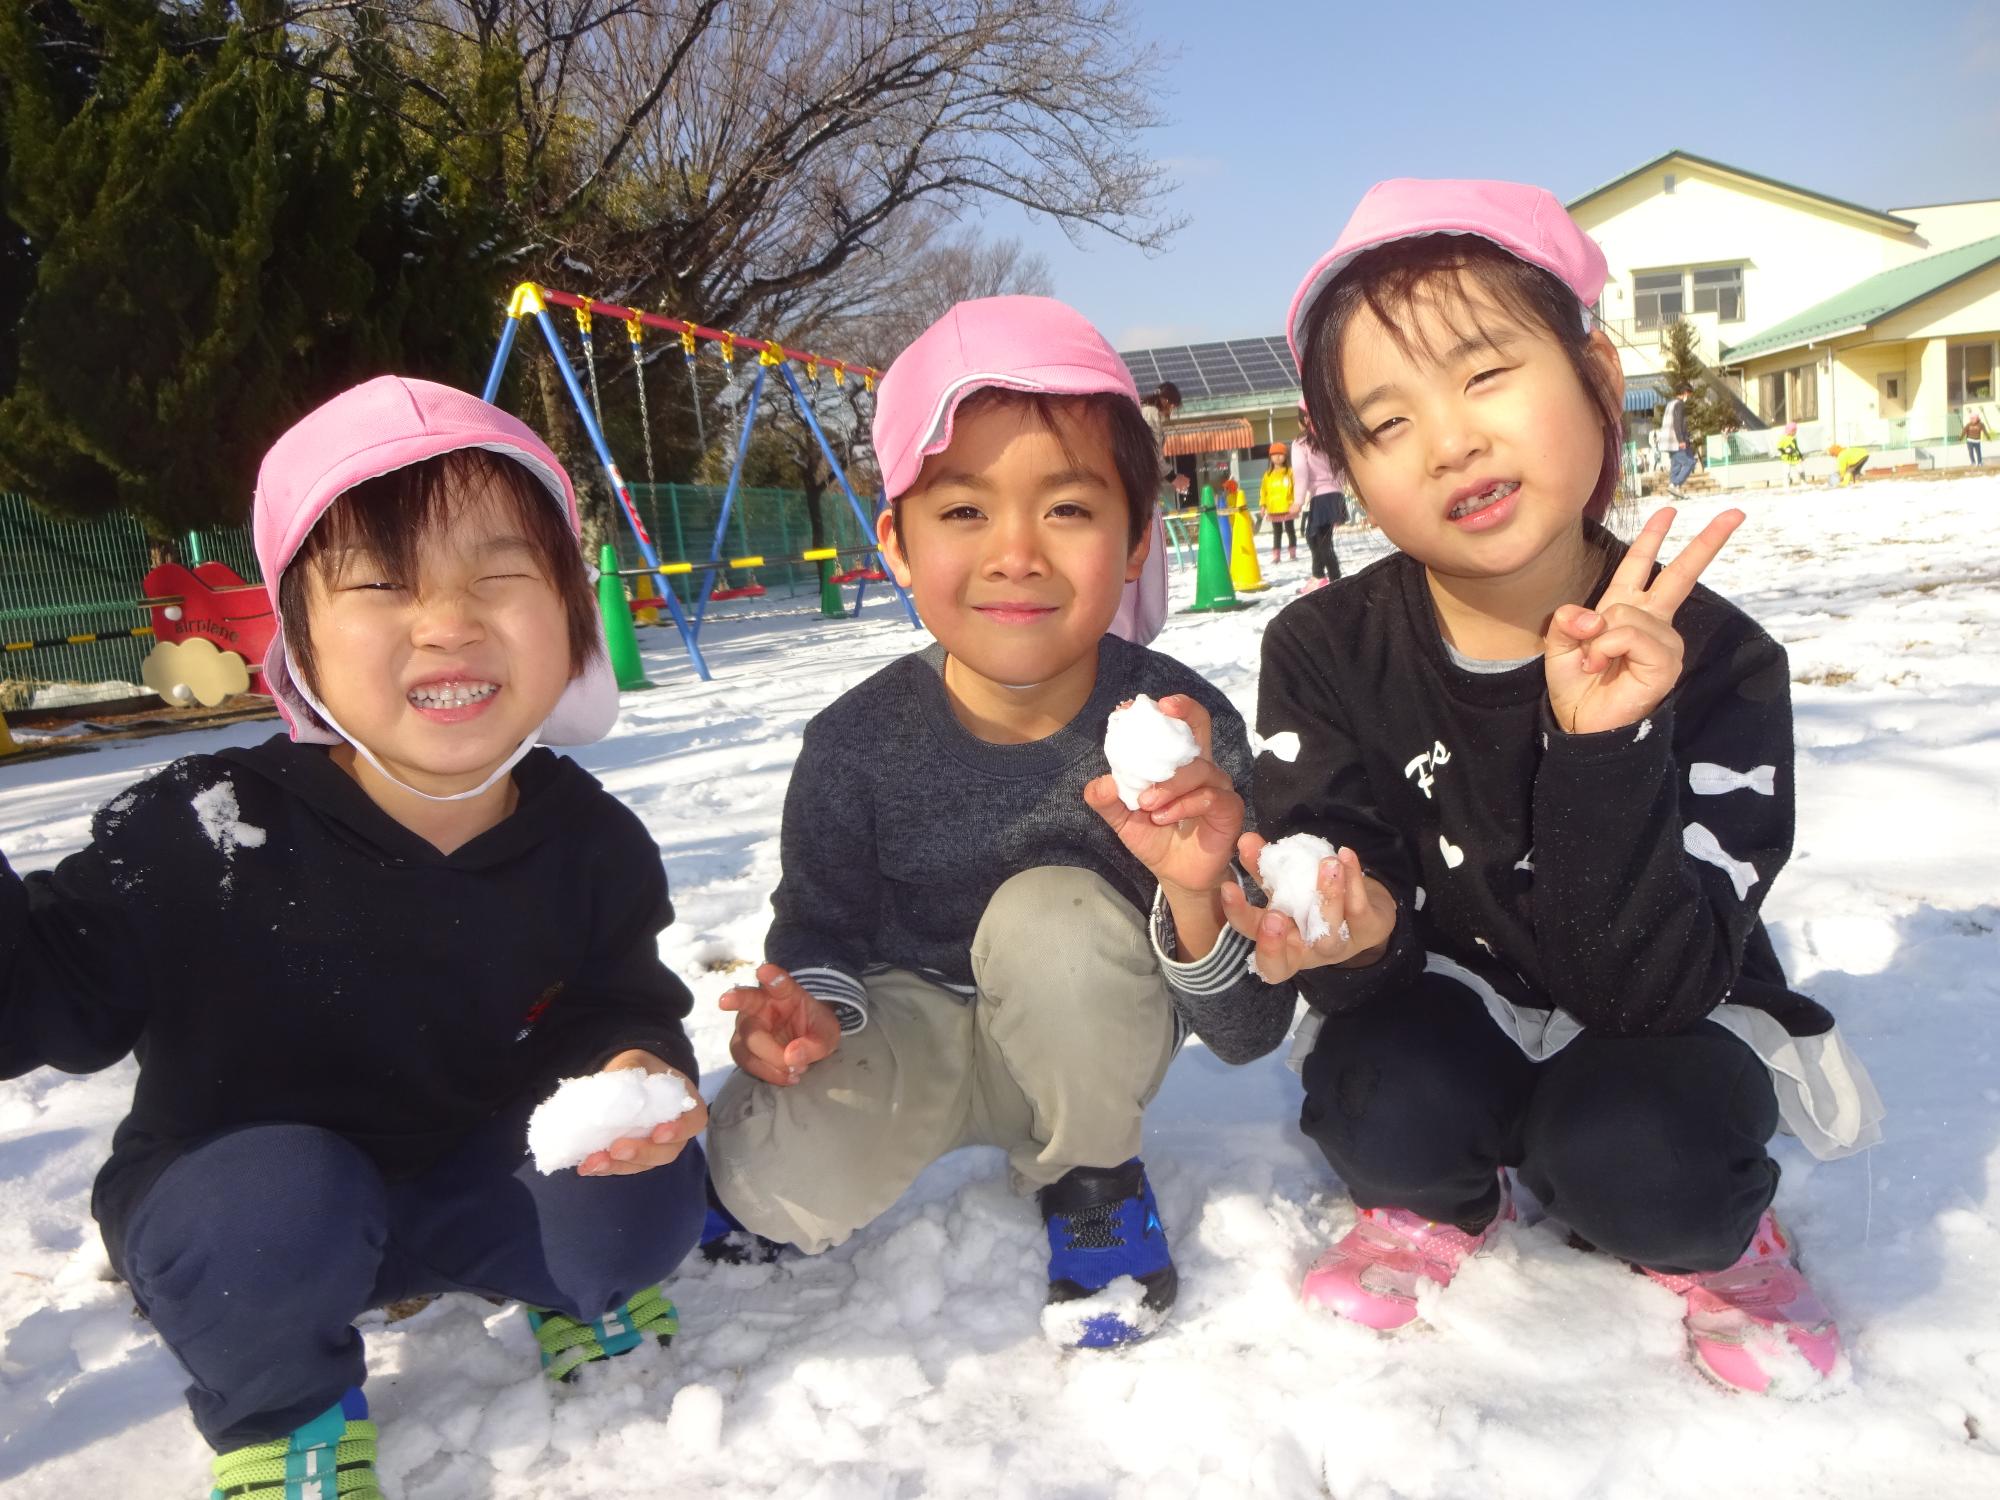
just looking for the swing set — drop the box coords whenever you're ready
[482,283,918,682]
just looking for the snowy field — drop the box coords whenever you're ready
[4,481,1998,1498]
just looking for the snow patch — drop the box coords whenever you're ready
[189,781,265,856]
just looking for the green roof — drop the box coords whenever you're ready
[1568,150,1916,232]
[1718,233,2000,364]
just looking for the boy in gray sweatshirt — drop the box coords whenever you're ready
[705,297,1295,1349]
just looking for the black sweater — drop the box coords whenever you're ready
[1,738,698,1250]
[1253,533,1833,1041]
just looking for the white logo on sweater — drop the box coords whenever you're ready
[1403,740,1453,799]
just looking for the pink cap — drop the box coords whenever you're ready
[871,295,1167,645]
[1286,179,1608,363]
[252,375,617,746]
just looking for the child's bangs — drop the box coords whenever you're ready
[300,449,569,589]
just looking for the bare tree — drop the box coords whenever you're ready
[313,0,1175,324]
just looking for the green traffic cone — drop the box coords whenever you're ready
[818,558,847,619]
[1187,486,1240,613]
[597,544,653,691]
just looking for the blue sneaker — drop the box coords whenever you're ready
[1038,1158,1177,1349]
[209,1388,378,1500]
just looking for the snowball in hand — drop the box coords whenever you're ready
[1258,833,1342,946]
[1104,695,1200,810]
[527,1070,698,1173]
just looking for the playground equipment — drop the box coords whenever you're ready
[482,283,918,683]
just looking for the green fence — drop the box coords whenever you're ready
[2,483,859,689]
[618,482,883,603]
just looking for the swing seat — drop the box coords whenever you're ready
[709,582,767,601]
[829,567,889,585]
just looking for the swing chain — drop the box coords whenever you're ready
[574,306,604,429]
[677,326,706,454]
[626,315,658,487]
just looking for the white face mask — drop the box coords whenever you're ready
[285,643,544,804]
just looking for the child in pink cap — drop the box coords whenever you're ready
[703,295,1295,1349]
[1231,180,1880,1394]
[1,378,708,1494]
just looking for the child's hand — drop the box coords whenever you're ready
[1083,694,1243,899]
[719,963,841,1087]
[1545,506,1743,736]
[577,1052,708,1177]
[1220,834,1397,984]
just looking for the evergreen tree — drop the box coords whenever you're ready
[1658,319,1740,442]
[0,0,506,534]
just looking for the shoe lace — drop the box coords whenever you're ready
[1060,1198,1127,1252]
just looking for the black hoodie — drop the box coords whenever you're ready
[0,736,698,1251]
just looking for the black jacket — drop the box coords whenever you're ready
[1253,532,1833,1042]
[0,737,697,1249]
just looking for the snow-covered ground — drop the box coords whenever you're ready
[4,483,1998,1498]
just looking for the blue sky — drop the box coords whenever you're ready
[997,0,2000,350]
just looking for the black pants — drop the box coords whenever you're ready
[1269,516,1297,553]
[1307,525,1340,580]
[1298,970,1779,1274]
[112,1096,707,1449]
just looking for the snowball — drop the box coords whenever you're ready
[1103,695,1200,810]
[527,1070,698,1173]
[1258,833,1340,946]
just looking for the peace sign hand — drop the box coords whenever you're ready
[1545,506,1744,736]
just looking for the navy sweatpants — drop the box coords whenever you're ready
[1298,970,1780,1274]
[109,1095,707,1450]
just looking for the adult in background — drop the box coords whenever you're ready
[1664,381,1697,497]
[1294,404,1347,589]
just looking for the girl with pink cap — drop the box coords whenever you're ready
[0,377,708,1494]
[1229,180,1880,1394]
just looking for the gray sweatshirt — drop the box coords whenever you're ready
[766,635,1296,1065]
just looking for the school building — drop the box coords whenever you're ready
[1570,150,2000,484]
[1123,148,2000,491]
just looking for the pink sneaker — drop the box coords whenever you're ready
[1301,1187,1512,1331]
[1645,1211,1843,1396]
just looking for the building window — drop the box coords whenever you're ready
[1634,271,1684,330]
[1690,266,1745,322]
[1756,363,1818,424]
[1947,341,1996,403]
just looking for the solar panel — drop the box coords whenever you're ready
[1117,334,1301,401]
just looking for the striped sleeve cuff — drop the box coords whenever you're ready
[1149,885,1259,998]
[791,966,870,1035]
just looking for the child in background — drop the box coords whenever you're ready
[1262,442,1299,561]
[1776,422,1804,485]
[1963,409,1986,466]
[1829,442,1871,486]
[2,379,707,1497]
[1295,404,1349,588]
[1232,179,1881,1395]
[705,296,1295,1350]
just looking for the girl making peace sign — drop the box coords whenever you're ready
[1230,180,1882,1395]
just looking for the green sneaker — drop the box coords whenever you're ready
[525,1285,678,1382]
[209,1389,380,1500]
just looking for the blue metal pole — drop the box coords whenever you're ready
[528,307,712,682]
[482,316,522,404]
[777,362,919,629]
[695,364,767,628]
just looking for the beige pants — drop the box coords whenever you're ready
[708,867,1179,1253]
